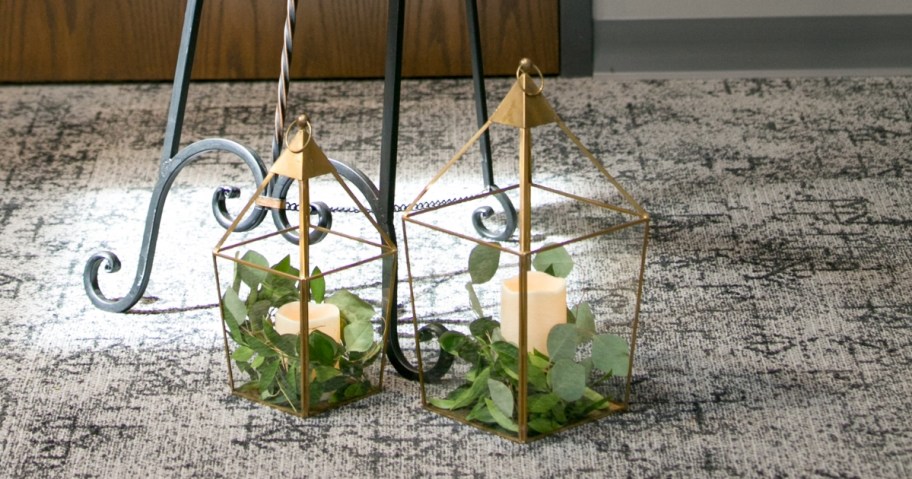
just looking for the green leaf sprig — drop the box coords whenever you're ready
[426,243,630,435]
[220,251,381,411]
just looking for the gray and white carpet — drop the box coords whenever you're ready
[0,75,910,477]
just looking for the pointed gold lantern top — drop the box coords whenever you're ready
[489,58,557,129]
[271,114,334,181]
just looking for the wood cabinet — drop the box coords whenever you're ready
[0,0,559,82]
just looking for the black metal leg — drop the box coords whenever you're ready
[465,0,517,241]
[84,0,268,312]
[378,0,418,380]
[465,0,493,187]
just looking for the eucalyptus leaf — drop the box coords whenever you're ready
[465,282,484,319]
[287,362,300,396]
[450,367,491,410]
[326,290,374,324]
[484,398,519,432]
[231,346,254,362]
[265,255,298,295]
[276,377,299,410]
[239,250,269,288]
[528,392,561,414]
[466,399,496,424]
[313,365,341,382]
[235,360,256,378]
[261,310,284,345]
[487,379,515,418]
[428,397,458,409]
[344,381,370,399]
[271,254,299,277]
[528,417,560,434]
[221,288,247,344]
[582,388,613,411]
[491,327,505,343]
[551,400,568,423]
[231,253,243,292]
[549,359,586,402]
[468,243,501,284]
[591,334,630,376]
[245,335,278,358]
[469,318,499,340]
[439,331,467,355]
[573,302,596,340]
[547,324,579,362]
[309,381,324,406]
[355,341,382,364]
[320,375,349,395]
[247,299,272,326]
[274,334,298,357]
[244,289,259,311]
[251,355,265,369]
[309,330,339,366]
[580,356,594,377]
[491,341,519,380]
[491,341,519,365]
[310,266,325,303]
[528,352,550,371]
[344,320,374,353]
[258,359,280,393]
[532,244,573,278]
[262,283,298,308]
[527,362,550,392]
[237,381,258,393]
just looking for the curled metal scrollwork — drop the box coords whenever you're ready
[270,175,333,245]
[386,316,456,383]
[472,186,518,241]
[415,322,456,382]
[84,138,268,313]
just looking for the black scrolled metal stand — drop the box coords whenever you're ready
[82,0,517,382]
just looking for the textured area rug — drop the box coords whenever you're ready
[0,76,910,477]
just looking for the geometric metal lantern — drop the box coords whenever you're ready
[402,60,650,442]
[213,115,397,417]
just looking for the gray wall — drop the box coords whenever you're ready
[593,0,912,20]
[592,1,912,76]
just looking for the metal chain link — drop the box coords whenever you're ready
[284,196,477,214]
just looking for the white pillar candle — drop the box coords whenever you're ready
[500,271,567,355]
[274,301,342,343]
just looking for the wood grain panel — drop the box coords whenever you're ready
[0,0,558,82]
[0,0,182,81]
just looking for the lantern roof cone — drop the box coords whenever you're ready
[489,60,558,129]
[271,124,334,181]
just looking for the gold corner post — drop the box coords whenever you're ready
[516,59,542,442]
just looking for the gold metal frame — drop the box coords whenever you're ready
[212,117,397,418]
[402,59,650,443]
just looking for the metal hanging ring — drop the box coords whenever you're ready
[516,58,544,96]
[283,114,313,154]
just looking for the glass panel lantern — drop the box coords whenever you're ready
[402,60,650,442]
[213,115,396,416]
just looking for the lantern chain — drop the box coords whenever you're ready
[284,195,478,214]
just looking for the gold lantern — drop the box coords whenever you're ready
[213,115,396,416]
[402,60,650,442]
